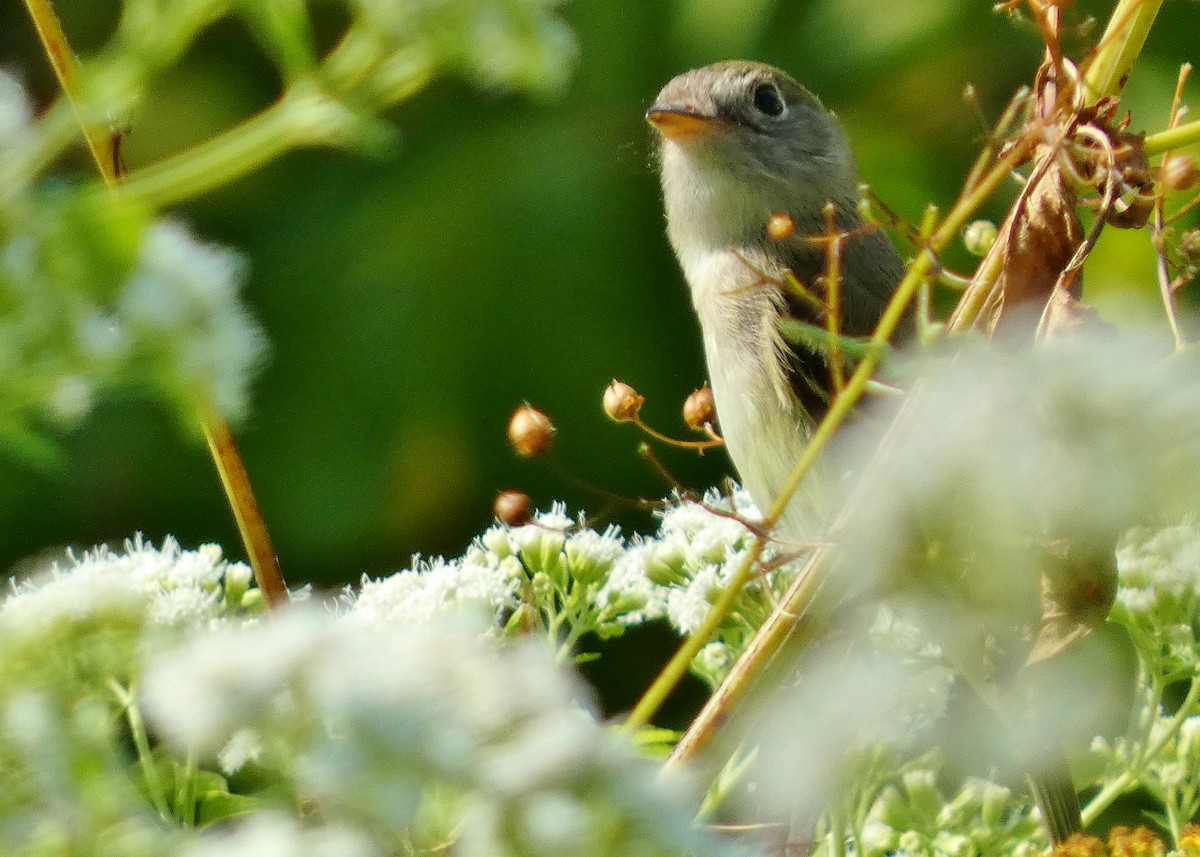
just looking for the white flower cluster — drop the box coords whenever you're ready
[347,488,795,683]
[141,609,740,857]
[346,502,630,633]
[1115,520,1200,615]
[1,534,255,638]
[608,487,800,685]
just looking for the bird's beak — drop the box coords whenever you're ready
[645,107,722,140]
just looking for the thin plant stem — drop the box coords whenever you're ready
[820,204,846,393]
[175,749,200,826]
[828,805,846,857]
[21,0,117,183]
[631,417,724,451]
[108,678,172,822]
[22,0,290,607]
[1150,63,1191,350]
[202,397,289,609]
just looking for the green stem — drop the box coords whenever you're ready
[115,84,354,208]
[622,540,764,734]
[1082,672,1200,826]
[1083,0,1165,102]
[108,678,172,822]
[175,748,200,825]
[1167,798,1182,847]
[829,805,846,857]
[1146,120,1200,156]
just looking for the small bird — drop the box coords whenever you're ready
[646,60,902,535]
[647,61,1082,845]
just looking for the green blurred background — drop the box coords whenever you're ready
[0,0,1196,591]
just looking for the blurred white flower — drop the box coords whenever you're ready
[142,609,736,856]
[179,813,380,857]
[0,69,33,146]
[117,221,266,420]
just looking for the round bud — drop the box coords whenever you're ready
[493,490,533,527]
[603,380,644,423]
[963,219,998,256]
[507,404,555,457]
[683,385,715,430]
[766,212,795,242]
[1162,154,1199,192]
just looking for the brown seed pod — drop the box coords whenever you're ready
[493,490,533,526]
[1163,154,1199,192]
[507,404,555,457]
[603,380,644,423]
[683,385,715,431]
[766,212,795,242]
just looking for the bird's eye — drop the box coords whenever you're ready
[752,82,785,117]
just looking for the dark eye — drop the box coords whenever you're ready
[752,82,785,117]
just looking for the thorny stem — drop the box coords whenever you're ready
[23,0,289,607]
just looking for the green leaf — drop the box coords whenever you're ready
[197,791,261,826]
[776,316,887,366]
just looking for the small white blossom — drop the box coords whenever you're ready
[347,555,519,628]
[596,541,667,624]
[666,564,720,635]
[219,728,263,775]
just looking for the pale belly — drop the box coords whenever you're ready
[685,247,816,540]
